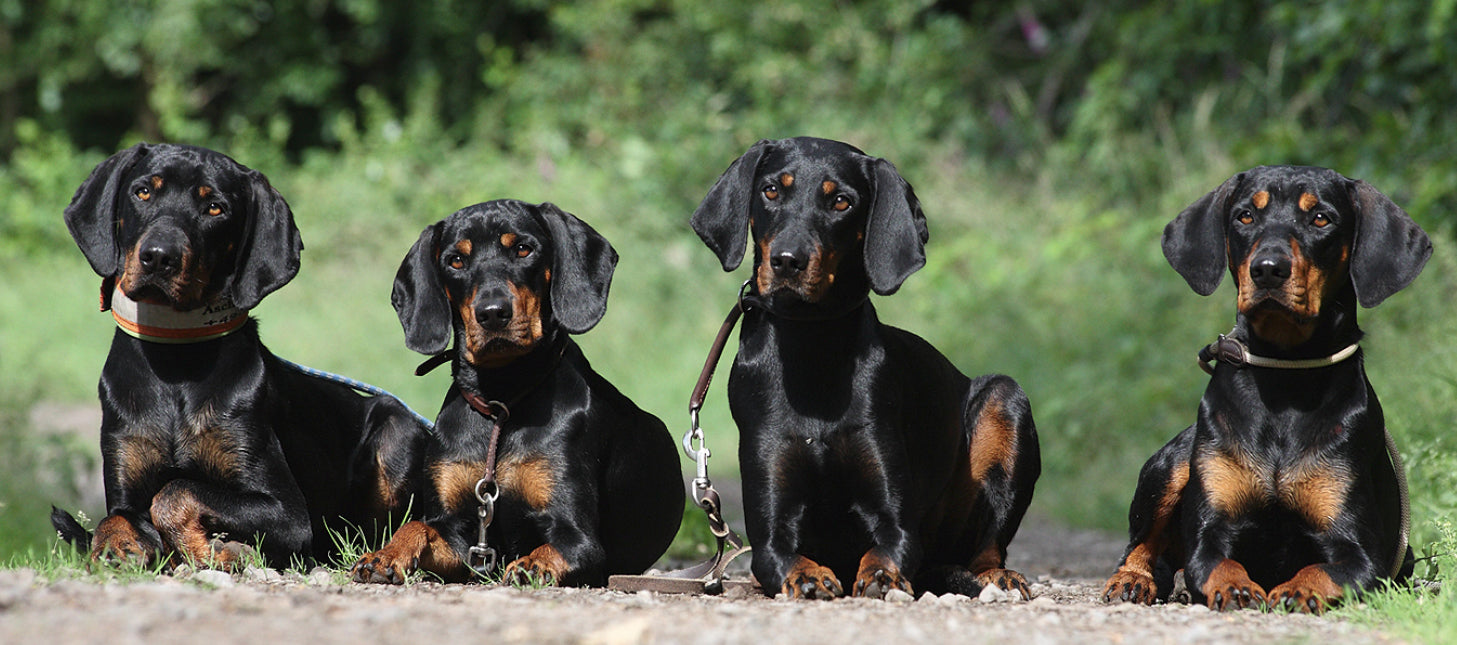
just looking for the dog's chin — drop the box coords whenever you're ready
[756,283,867,321]
[119,280,197,310]
[462,335,536,369]
[1242,299,1317,348]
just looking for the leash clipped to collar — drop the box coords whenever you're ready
[1197,333,1360,375]
[459,391,509,579]
[448,340,568,580]
[609,280,755,595]
[102,277,247,343]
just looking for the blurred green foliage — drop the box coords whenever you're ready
[2,0,1456,565]
[6,0,1457,237]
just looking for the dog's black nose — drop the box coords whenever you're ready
[477,300,513,328]
[1249,255,1291,289]
[136,226,188,277]
[138,244,181,275]
[770,251,807,275]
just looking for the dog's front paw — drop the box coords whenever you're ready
[975,567,1031,600]
[502,544,570,587]
[201,538,256,571]
[781,556,843,600]
[1268,565,1343,614]
[1201,559,1267,611]
[351,545,419,585]
[1103,568,1158,604]
[852,551,912,599]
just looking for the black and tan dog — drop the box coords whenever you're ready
[1103,166,1429,613]
[691,137,1040,599]
[52,143,430,568]
[350,200,683,586]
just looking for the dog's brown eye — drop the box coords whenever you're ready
[135,187,151,201]
[1236,209,1253,225]
[833,195,852,211]
[514,244,533,258]
[763,185,779,200]
[1311,212,1331,228]
[207,203,224,216]
[444,253,464,270]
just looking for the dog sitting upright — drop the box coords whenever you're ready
[691,137,1041,599]
[1103,166,1429,613]
[54,143,430,568]
[350,200,683,586]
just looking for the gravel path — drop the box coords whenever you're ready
[0,517,1397,644]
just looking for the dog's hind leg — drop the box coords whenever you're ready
[1103,426,1195,604]
[923,374,1040,598]
[148,478,311,569]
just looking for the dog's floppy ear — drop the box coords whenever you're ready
[864,158,928,295]
[1348,179,1431,307]
[538,202,618,334]
[227,169,302,309]
[691,139,773,271]
[63,143,150,277]
[1162,172,1243,296]
[392,221,452,354]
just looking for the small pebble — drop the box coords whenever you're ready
[243,566,283,584]
[307,567,334,586]
[192,570,235,588]
[978,584,1012,603]
[885,588,914,603]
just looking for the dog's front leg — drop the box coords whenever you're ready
[745,474,843,599]
[501,480,607,587]
[1185,504,1267,610]
[1267,523,1380,614]
[847,455,919,599]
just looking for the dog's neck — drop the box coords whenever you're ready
[746,297,877,363]
[103,279,248,344]
[452,330,571,404]
[1237,281,1363,361]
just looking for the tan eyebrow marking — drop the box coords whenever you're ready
[1299,192,1319,212]
[1252,191,1269,209]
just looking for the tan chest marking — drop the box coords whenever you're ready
[1199,449,1350,531]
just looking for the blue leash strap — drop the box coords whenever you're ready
[277,357,436,433]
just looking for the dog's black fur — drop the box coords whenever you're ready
[350,200,683,586]
[691,137,1040,599]
[53,143,429,568]
[1103,166,1429,613]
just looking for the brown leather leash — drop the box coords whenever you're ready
[418,340,567,580]
[609,281,757,595]
[460,391,508,578]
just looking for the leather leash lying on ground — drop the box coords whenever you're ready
[609,282,758,595]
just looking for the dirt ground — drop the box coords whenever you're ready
[0,517,1398,645]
